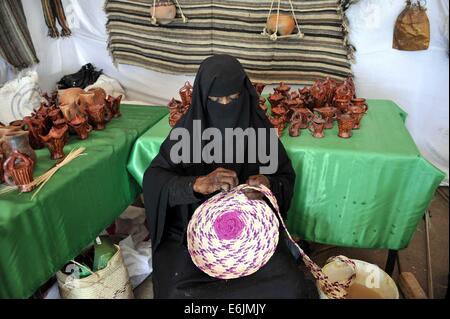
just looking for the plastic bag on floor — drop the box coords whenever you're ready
[119,236,152,289]
[113,206,149,244]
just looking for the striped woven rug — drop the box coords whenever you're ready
[105,0,356,85]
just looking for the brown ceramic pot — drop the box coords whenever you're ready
[3,150,35,192]
[266,14,296,36]
[40,125,69,160]
[179,81,193,108]
[274,82,291,97]
[351,98,368,112]
[334,99,351,114]
[297,108,314,129]
[150,0,177,25]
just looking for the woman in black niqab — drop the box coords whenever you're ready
[143,55,318,299]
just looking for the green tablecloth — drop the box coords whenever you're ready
[0,104,168,299]
[127,100,445,251]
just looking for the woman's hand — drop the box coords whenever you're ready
[193,168,239,195]
[244,175,270,200]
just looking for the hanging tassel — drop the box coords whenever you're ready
[41,0,59,38]
[52,0,72,37]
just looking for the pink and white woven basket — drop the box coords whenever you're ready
[187,184,356,299]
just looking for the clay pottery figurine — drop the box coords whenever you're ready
[168,98,182,111]
[268,92,284,108]
[40,124,69,160]
[106,95,123,118]
[253,83,266,96]
[351,98,369,112]
[310,80,328,108]
[334,99,351,114]
[266,14,296,36]
[271,104,287,118]
[86,104,107,131]
[59,102,80,123]
[322,77,338,105]
[297,108,314,129]
[315,106,337,129]
[87,88,112,123]
[69,114,92,140]
[288,111,302,137]
[309,116,326,138]
[348,105,366,130]
[274,82,291,97]
[290,91,300,100]
[48,108,64,123]
[3,150,35,192]
[0,131,36,165]
[299,87,315,110]
[77,92,96,115]
[150,0,177,25]
[337,113,355,139]
[179,81,193,108]
[58,88,84,107]
[22,116,46,149]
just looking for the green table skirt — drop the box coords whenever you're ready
[127,100,444,251]
[0,104,168,299]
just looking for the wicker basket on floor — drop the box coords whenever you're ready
[56,245,134,299]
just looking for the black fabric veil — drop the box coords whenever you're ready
[143,55,295,253]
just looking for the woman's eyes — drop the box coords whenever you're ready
[208,93,240,102]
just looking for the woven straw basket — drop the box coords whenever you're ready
[56,245,134,299]
[188,184,357,299]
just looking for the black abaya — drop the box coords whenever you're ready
[143,55,318,299]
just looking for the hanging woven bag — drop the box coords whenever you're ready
[187,184,357,299]
[393,0,430,51]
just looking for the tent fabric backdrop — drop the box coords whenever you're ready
[105,0,354,85]
[0,0,448,183]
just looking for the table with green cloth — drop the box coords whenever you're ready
[127,100,445,252]
[0,104,168,299]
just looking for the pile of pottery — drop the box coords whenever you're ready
[0,87,122,192]
[168,81,193,127]
[254,77,368,139]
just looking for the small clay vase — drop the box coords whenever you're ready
[266,14,296,36]
[337,114,355,139]
[40,125,69,160]
[315,106,337,129]
[69,114,92,140]
[0,131,36,165]
[86,104,107,130]
[289,111,302,137]
[309,116,326,139]
[348,105,366,130]
[150,0,177,25]
[3,150,35,192]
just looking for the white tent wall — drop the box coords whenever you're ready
[0,0,448,183]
